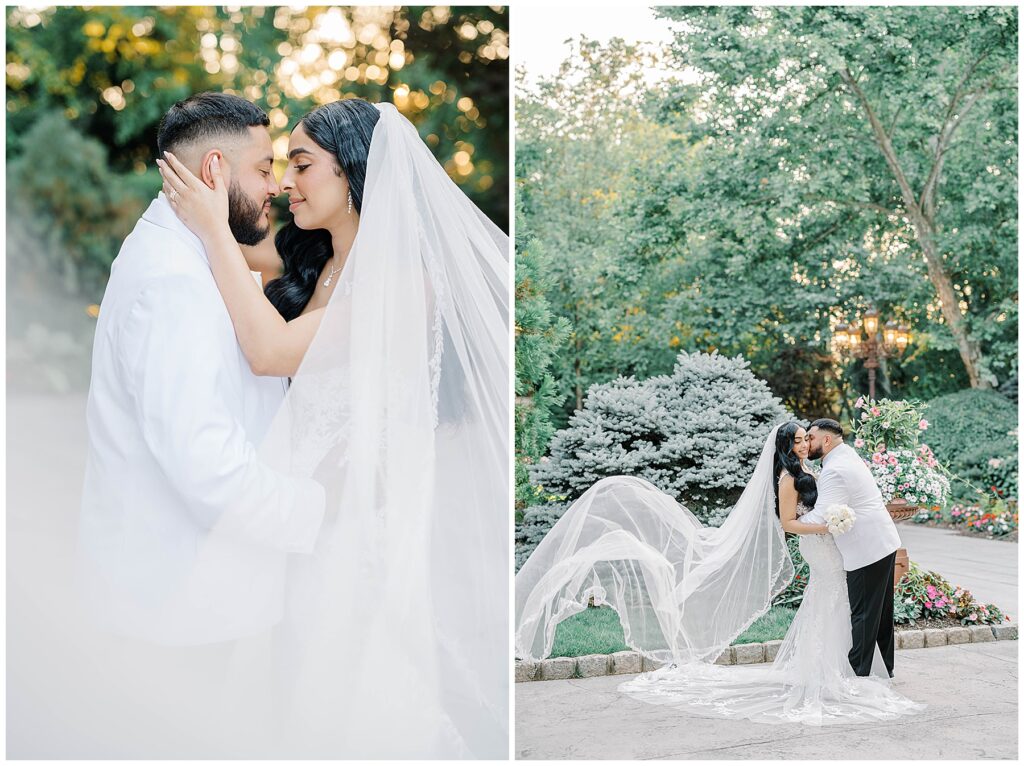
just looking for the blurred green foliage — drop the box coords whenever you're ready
[7,113,152,295]
[6,5,509,297]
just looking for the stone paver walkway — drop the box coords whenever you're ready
[897,522,1017,612]
[516,640,1017,760]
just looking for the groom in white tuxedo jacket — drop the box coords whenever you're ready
[79,93,325,648]
[800,418,901,678]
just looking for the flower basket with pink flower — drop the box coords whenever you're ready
[851,396,931,453]
[851,397,950,516]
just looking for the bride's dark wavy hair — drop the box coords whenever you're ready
[772,421,818,517]
[264,98,381,321]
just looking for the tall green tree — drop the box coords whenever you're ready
[517,39,691,419]
[515,216,571,513]
[656,5,1018,389]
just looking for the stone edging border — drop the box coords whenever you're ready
[515,623,1018,682]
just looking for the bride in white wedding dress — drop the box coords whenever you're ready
[158,99,508,757]
[515,422,925,726]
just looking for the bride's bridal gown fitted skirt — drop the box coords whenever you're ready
[619,534,927,725]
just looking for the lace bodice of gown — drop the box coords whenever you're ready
[778,470,815,519]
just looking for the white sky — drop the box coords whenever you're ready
[514,5,681,85]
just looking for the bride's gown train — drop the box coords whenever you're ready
[620,529,926,725]
[515,427,925,727]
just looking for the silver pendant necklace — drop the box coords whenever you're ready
[323,257,343,287]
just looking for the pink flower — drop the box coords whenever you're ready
[925,601,933,609]
[888,455,899,466]
[872,453,884,464]
[854,438,865,449]
[855,396,865,409]
[926,585,937,597]
[969,613,978,621]
[861,412,869,421]
[919,419,929,430]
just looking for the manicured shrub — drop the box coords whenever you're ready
[530,351,789,525]
[925,389,1018,501]
[515,501,569,571]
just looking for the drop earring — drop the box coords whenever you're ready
[347,190,353,214]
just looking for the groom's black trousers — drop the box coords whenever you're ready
[846,550,897,677]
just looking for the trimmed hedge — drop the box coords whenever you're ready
[529,351,789,524]
[925,389,1018,500]
[515,352,789,570]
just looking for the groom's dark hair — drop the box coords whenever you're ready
[157,92,269,159]
[810,418,844,438]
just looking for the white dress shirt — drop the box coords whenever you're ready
[799,443,901,571]
[78,194,326,646]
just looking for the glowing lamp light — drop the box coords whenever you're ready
[834,322,851,348]
[863,307,880,337]
[833,305,911,399]
[896,325,910,352]
[883,321,898,347]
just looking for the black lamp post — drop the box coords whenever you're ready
[833,307,911,399]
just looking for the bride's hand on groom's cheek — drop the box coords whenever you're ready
[157,152,230,243]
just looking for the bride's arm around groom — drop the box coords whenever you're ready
[778,475,829,534]
[118,270,327,550]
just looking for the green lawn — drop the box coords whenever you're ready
[549,605,798,658]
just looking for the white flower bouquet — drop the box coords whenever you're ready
[824,504,856,536]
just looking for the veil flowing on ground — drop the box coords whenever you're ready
[515,425,927,727]
[211,102,508,758]
[515,424,793,666]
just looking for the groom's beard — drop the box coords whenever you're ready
[228,182,270,246]
[807,445,823,460]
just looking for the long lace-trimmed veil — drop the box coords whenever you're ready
[208,102,509,758]
[515,424,793,666]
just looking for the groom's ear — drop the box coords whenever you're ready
[200,150,226,189]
